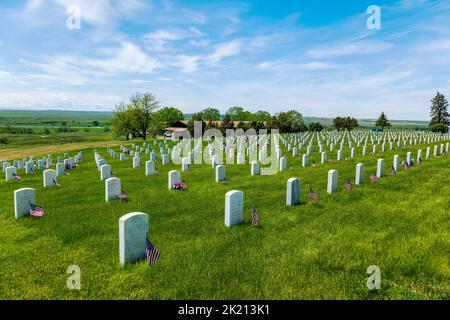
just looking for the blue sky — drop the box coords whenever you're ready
[0,0,449,119]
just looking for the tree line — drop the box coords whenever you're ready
[110,91,449,140]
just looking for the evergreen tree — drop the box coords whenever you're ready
[429,92,450,126]
[375,112,391,132]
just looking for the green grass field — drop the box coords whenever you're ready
[0,138,449,299]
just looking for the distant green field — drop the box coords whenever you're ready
[0,110,112,127]
[0,110,428,129]
[303,117,429,129]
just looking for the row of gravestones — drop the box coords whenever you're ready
[282,131,450,154]
[3,152,82,182]
[11,153,84,219]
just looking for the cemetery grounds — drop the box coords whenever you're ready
[0,131,449,300]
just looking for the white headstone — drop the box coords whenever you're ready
[376,159,384,178]
[355,163,364,185]
[225,190,243,227]
[56,163,66,176]
[5,166,17,181]
[286,178,300,206]
[43,169,57,188]
[327,169,338,194]
[133,157,140,168]
[14,188,36,219]
[302,154,308,167]
[101,164,112,181]
[279,156,287,172]
[105,177,121,202]
[145,161,155,176]
[251,160,260,176]
[215,165,226,182]
[393,155,399,172]
[168,170,181,190]
[119,212,149,265]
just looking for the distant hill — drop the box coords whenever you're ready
[0,109,429,129]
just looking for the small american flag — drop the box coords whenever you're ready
[52,178,61,187]
[391,166,396,176]
[370,175,378,183]
[404,162,410,171]
[289,165,294,171]
[309,187,319,202]
[344,179,352,191]
[146,236,160,265]
[29,203,45,217]
[119,191,128,200]
[13,173,21,180]
[252,205,260,226]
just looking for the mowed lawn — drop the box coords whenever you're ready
[0,140,449,299]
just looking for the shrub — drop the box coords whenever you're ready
[0,136,9,145]
[429,124,448,133]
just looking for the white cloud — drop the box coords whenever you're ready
[19,42,159,86]
[0,70,11,78]
[206,40,241,64]
[84,42,159,74]
[130,79,154,84]
[25,0,43,12]
[308,41,394,58]
[0,89,124,110]
[173,55,201,73]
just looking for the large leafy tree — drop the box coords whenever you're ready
[111,93,161,140]
[155,107,184,128]
[286,110,307,132]
[225,106,253,121]
[429,92,449,126]
[375,112,391,131]
[129,93,160,140]
[197,107,221,121]
[253,110,272,121]
[333,116,359,131]
[111,102,139,140]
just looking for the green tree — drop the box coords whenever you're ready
[197,107,221,121]
[333,116,359,131]
[129,93,160,140]
[111,102,138,140]
[308,122,323,132]
[253,110,272,121]
[429,92,449,126]
[429,123,448,133]
[92,120,100,127]
[155,107,184,128]
[375,112,391,132]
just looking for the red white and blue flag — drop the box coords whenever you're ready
[146,236,160,265]
[344,180,352,191]
[29,203,45,217]
[309,187,319,202]
[252,205,260,226]
[119,191,128,200]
